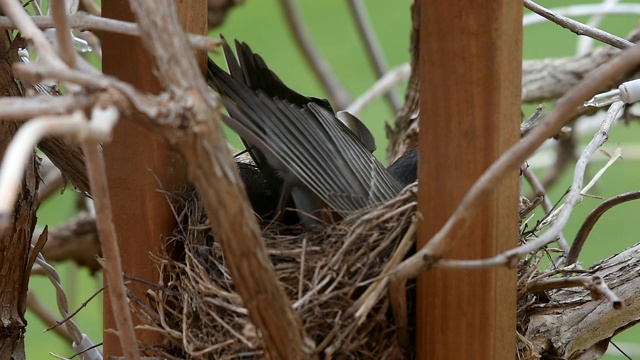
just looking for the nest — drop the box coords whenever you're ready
[132,185,419,359]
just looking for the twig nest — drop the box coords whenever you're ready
[132,185,418,359]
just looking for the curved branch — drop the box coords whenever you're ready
[566,190,640,266]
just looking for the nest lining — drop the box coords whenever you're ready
[132,184,418,359]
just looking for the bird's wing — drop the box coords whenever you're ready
[209,59,401,213]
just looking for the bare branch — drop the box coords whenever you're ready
[0,13,220,52]
[279,0,351,109]
[347,0,401,112]
[521,165,570,254]
[345,63,410,116]
[524,0,633,50]
[81,106,140,360]
[567,190,640,266]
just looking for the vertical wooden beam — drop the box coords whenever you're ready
[101,0,205,356]
[417,0,521,359]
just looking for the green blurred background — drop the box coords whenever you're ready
[26,0,640,358]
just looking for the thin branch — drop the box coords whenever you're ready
[0,112,90,223]
[391,37,640,285]
[345,63,410,116]
[347,0,401,112]
[523,0,633,50]
[525,275,622,308]
[279,0,351,109]
[49,0,76,68]
[566,190,640,266]
[0,13,219,52]
[521,165,570,254]
[523,3,640,27]
[576,0,620,55]
[81,106,140,360]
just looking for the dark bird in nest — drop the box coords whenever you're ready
[207,37,418,226]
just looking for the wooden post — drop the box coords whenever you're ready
[417,0,521,359]
[101,0,205,356]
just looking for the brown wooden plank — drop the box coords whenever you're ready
[101,0,204,356]
[417,0,521,358]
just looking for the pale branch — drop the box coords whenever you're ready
[49,0,77,68]
[81,106,140,360]
[345,63,410,117]
[0,96,90,120]
[526,275,622,309]
[539,143,623,232]
[390,39,640,287]
[575,0,619,55]
[521,165,570,254]
[0,13,219,52]
[523,3,640,27]
[346,0,401,112]
[279,0,351,110]
[524,243,640,358]
[524,0,633,50]
[522,46,621,103]
[0,108,116,223]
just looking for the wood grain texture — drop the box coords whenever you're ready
[101,0,200,355]
[417,1,521,358]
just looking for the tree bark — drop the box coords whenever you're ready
[0,30,39,360]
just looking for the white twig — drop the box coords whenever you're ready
[539,103,624,229]
[523,3,640,27]
[0,108,117,230]
[345,63,411,116]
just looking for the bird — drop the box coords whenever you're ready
[207,38,417,225]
